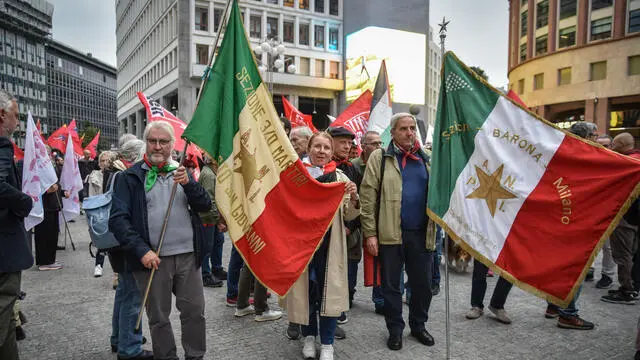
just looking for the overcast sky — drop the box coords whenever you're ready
[49,0,509,86]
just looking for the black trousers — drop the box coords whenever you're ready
[34,210,59,265]
[471,260,512,309]
[379,229,433,336]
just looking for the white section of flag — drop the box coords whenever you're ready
[442,97,565,261]
[367,89,392,135]
[60,133,84,222]
[22,112,58,230]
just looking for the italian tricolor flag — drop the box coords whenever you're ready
[428,52,640,306]
[183,0,345,296]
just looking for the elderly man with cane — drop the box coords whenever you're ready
[110,121,211,360]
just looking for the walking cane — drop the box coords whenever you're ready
[134,0,234,332]
[55,191,76,251]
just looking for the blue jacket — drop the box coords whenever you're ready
[109,161,211,272]
[0,137,34,273]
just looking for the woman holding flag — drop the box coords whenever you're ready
[285,132,360,360]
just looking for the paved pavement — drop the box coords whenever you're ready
[17,217,639,359]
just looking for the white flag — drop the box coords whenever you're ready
[59,130,83,222]
[22,112,58,230]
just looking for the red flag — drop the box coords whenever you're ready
[67,120,84,157]
[84,131,100,159]
[282,96,317,132]
[507,89,527,108]
[330,90,373,149]
[136,92,202,163]
[46,124,68,153]
[12,142,24,161]
[36,119,45,142]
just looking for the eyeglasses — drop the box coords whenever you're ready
[147,138,172,146]
[364,141,383,147]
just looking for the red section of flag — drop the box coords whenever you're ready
[12,141,24,161]
[47,124,68,153]
[233,160,344,296]
[137,92,202,161]
[507,90,527,108]
[36,119,45,142]
[330,90,373,149]
[84,131,100,159]
[282,96,317,132]
[67,120,84,156]
[496,135,640,300]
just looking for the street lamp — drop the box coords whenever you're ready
[253,38,296,94]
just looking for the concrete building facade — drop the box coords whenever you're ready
[46,40,118,148]
[427,25,442,128]
[508,0,640,138]
[116,0,344,136]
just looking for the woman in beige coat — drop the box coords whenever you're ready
[285,132,360,360]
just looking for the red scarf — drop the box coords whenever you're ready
[304,160,336,174]
[333,157,352,167]
[395,140,421,169]
[143,154,169,169]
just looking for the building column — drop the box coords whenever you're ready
[127,115,134,136]
[548,0,558,52]
[576,0,589,46]
[613,0,627,38]
[527,0,535,60]
[584,98,595,123]
[594,97,609,133]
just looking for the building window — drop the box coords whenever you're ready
[329,61,339,79]
[558,67,571,85]
[329,0,339,15]
[591,0,612,11]
[250,16,261,38]
[315,0,325,13]
[299,23,310,45]
[520,43,527,62]
[518,78,525,94]
[559,26,576,48]
[521,10,528,37]
[630,9,640,33]
[314,25,325,47]
[195,6,208,31]
[299,0,309,10]
[214,8,223,32]
[283,21,294,43]
[536,0,549,28]
[533,73,544,90]
[315,59,325,77]
[284,0,294,7]
[328,28,339,50]
[299,57,310,75]
[590,61,607,80]
[266,0,278,3]
[629,56,640,76]
[535,35,548,55]
[196,44,209,65]
[267,17,278,39]
[560,0,577,19]
[591,17,612,41]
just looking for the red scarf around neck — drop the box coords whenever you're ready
[394,140,421,169]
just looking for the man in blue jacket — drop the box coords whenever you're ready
[110,121,211,360]
[0,90,33,360]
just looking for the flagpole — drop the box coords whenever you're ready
[135,0,235,332]
[55,192,76,251]
[438,16,451,360]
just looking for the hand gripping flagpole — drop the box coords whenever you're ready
[135,0,235,332]
[438,16,451,360]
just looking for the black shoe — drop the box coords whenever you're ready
[410,329,435,346]
[213,268,228,280]
[15,326,26,341]
[18,310,27,324]
[112,337,147,352]
[374,306,385,316]
[117,350,154,360]
[57,245,66,250]
[585,267,594,282]
[69,219,76,223]
[595,274,613,289]
[431,283,440,296]
[601,290,637,305]
[286,322,300,340]
[387,334,402,350]
[203,274,223,288]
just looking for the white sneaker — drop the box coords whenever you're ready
[320,344,334,360]
[255,309,282,322]
[234,305,255,317]
[302,336,316,359]
[94,264,103,277]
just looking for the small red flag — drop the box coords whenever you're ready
[67,120,85,157]
[12,141,24,161]
[46,124,68,153]
[282,96,317,132]
[84,131,100,159]
[330,90,373,150]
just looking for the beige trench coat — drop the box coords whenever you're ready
[283,171,360,325]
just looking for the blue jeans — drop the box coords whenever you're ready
[301,241,337,345]
[226,245,244,299]
[301,301,338,345]
[202,226,225,275]
[432,226,443,286]
[547,285,582,317]
[111,271,144,358]
[347,259,359,300]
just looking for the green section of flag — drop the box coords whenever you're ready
[380,125,391,148]
[427,52,501,218]
[183,0,262,163]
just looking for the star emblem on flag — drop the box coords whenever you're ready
[465,164,517,217]
[233,129,270,200]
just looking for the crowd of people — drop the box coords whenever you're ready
[1,88,640,359]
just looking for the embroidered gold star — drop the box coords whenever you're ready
[466,164,517,217]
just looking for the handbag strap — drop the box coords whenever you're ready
[107,170,120,193]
